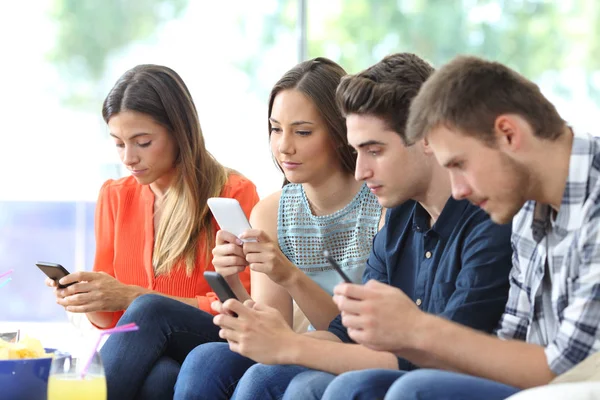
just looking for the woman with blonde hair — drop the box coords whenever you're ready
[47,64,259,399]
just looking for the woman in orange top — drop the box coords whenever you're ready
[47,65,259,400]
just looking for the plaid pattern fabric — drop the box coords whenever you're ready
[496,132,600,375]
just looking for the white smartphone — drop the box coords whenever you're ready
[207,197,255,242]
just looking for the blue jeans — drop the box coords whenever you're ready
[282,369,336,400]
[384,369,520,400]
[176,342,310,400]
[174,342,256,399]
[320,369,405,400]
[100,294,223,400]
[232,364,311,400]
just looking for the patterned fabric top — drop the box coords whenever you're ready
[277,182,382,295]
[496,132,600,375]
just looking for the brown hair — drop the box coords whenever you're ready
[268,57,354,185]
[336,53,435,145]
[406,55,565,145]
[102,64,228,275]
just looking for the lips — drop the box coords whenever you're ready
[130,169,148,176]
[367,184,382,194]
[281,161,301,169]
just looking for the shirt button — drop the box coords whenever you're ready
[416,298,422,306]
[425,251,432,259]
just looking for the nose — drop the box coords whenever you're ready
[277,130,295,155]
[121,145,140,167]
[354,154,373,182]
[450,172,472,200]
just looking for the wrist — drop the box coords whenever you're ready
[276,333,306,364]
[409,312,437,352]
[126,285,149,308]
[279,266,301,289]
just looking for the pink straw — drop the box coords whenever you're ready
[80,323,139,379]
[0,269,13,280]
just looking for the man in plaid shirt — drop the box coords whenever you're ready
[327,55,600,400]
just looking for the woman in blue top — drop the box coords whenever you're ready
[173,58,383,399]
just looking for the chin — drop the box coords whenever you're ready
[489,210,514,225]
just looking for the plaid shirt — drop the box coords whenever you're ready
[496,132,600,375]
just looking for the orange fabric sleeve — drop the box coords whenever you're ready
[90,180,123,328]
[196,174,260,313]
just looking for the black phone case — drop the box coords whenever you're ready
[203,271,238,302]
[36,262,76,289]
[324,253,353,283]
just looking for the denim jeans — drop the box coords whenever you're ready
[175,342,311,400]
[320,369,405,400]
[100,294,223,400]
[232,364,311,400]
[174,342,256,400]
[384,369,520,400]
[282,369,337,400]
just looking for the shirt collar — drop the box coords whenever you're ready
[531,132,598,240]
[412,196,469,238]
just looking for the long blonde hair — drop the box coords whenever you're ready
[102,64,227,275]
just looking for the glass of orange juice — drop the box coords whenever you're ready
[47,351,107,400]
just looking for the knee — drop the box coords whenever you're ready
[181,342,232,373]
[120,294,171,322]
[384,370,442,400]
[324,370,367,397]
[285,370,335,400]
[240,363,280,384]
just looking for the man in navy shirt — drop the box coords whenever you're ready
[192,53,513,400]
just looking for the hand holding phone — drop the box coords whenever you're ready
[208,197,255,242]
[323,251,353,283]
[36,261,77,289]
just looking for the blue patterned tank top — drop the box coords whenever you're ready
[277,183,382,295]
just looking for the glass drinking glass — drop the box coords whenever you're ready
[47,351,107,400]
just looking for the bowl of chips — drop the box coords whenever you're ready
[0,335,55,400]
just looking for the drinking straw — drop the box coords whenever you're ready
[0,269,13,280]
[0,277,12,289]
[80,322,139,379]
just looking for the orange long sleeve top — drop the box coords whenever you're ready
[92,173,259,329]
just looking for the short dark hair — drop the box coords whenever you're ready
[336,53,435,145]
[268,57,353,186]
[406,55,566,145]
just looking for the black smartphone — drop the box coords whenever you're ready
[36,261,76,289]
[323,250,353,283]
[203,271,239,302]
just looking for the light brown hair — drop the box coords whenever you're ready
[268,57,354,185]
[406,55,565,145]
[336,53,435,145]
[103,64,228,275]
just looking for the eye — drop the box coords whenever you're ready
[115,143,125,148]
[270,127,282,134]
[296,130,312,136]
[451,161,464,170]
[138,141,152,148]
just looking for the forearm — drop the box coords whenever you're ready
[283,271,340,330]
[406,314,555,388]
[225,274,251,302]
[282,334,398,375]
[303,330,345,342]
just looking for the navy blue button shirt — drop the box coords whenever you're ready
[328,197,512,370]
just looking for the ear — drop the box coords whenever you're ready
[421,137,434,156]
[494,114,523,152]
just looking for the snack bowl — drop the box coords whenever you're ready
[0,348,56,400]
